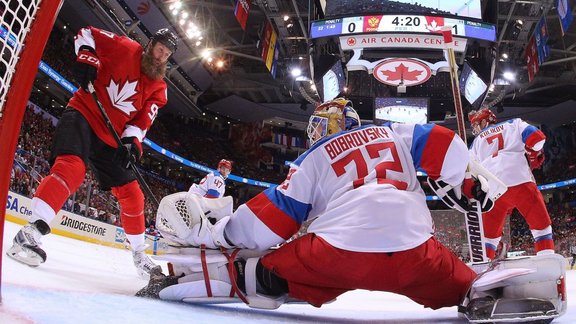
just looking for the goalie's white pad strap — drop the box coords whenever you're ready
[159,280,233,301]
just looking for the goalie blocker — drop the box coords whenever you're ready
[428,159,508,263]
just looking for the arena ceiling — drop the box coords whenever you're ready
[53,1,576,129]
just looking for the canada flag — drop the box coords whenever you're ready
[424,16,445,32]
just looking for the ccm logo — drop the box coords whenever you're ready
[78,53,99,65]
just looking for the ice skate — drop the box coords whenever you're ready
[6,220,51,267]
[132,246,162,279]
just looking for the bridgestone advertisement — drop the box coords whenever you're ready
[5,191,171,254]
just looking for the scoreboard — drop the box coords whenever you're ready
[311,14,496,42]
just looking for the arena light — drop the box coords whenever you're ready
[503,71,516,82]
[290,67,302,77]
[201,49,212,59]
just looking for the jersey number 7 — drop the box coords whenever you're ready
[486,133,504,157]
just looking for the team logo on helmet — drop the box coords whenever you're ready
[307,98,360,145]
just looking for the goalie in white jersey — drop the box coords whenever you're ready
[468,108,554,260]
[143,99,567,322]
[150,98,495,309]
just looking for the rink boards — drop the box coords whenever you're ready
[4,190,171,254]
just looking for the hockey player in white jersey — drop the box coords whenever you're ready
[188,159,231,198]
[468,108,554,260]
[142,99,567,322]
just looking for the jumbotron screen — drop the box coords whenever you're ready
[374,97,429,124]
[325,0,483,20]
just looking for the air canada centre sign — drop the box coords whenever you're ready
[340,33,467,52]
[373,58,431,86]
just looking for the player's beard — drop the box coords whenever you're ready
[141,52,167,80]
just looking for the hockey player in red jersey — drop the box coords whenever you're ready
[7,26,177,277]
[188,159,232,198]
[468,108,554,259]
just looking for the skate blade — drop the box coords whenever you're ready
[136,265,162,280]
[6,244,45,267]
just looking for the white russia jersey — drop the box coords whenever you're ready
[226,123,470,252]
[188,171,226,198]
[469,118,544,186]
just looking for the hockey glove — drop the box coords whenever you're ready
[462,174,494,212]
[427,177,471,214]
[116,136,142,169]
[73,45,100,91]
[525,147,545,170]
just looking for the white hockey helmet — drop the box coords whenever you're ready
[307,98,360,145]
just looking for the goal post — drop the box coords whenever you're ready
[0,0,63,299]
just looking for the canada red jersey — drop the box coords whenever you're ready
[68,27,167,147]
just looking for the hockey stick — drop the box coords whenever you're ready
[87,83,160,207]
[441,28,488,263]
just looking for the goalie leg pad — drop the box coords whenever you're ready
[463,253,567,322]
[156,247,286,309]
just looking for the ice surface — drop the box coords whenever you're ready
[1,221,575,323]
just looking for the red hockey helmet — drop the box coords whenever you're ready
[218,159,232,170]
[468,108,497,135]
[217,159,233,179]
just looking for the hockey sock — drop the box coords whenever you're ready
[111,180,145,234]
[34,155,85,222]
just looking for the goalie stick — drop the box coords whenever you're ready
[441,27,489,263]
[87,83,160,207]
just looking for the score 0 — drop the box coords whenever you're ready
[342,16,364,34]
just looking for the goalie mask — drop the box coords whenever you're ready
[307,98,360,145]
[468,108,496,136]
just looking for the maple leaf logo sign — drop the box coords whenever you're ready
[106,79,138,115]
[379,63,422,82]
[373,59,432,87]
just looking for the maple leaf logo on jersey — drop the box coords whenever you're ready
[106,79,138,115]
[380,63,422,81]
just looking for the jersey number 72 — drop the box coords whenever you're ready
[331,142,408,190]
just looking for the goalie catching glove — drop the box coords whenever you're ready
[155,192,235,249]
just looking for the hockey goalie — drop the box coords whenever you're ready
[138,100,567,323]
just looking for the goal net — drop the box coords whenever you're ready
[0,0,63,294]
